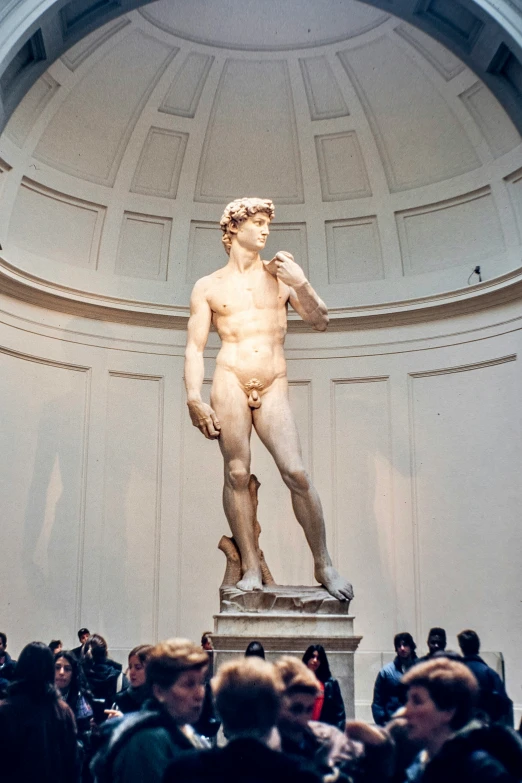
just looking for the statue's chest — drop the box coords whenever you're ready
[211,275,280,316]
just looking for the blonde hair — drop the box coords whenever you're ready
[212,656,283,736]
[275,655,320,696]
[146,638,208,688]
[219,197,275,255]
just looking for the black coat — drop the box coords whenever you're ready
[461,655,513,724]
[409,722,522,783]
[320,677,346,731]
[163,737,321,783]
[0,690,78,783]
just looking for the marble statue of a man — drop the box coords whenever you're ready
[184,197,353,601]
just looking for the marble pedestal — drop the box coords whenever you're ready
[212,585,362,718]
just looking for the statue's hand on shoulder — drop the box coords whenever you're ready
[188,399,221,439]
[265,251,307,288]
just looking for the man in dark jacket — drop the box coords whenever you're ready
[418,628,447,661]
[0,631,16,695]
[372,632,417,725]
[71,627,90,660]
[457,629,513,725]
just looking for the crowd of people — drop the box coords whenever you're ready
[0,626,521,783]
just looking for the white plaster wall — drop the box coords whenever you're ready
[0,293,521,723]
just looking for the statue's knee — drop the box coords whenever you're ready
[282,468,310,493]
[226,466,250,491]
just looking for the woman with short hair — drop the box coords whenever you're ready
[91,638,209,783]
[402,657,522,782]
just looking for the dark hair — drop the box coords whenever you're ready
[457,630,480,656]
[83,634,108,663]
[49,640,62,653]
[10,642,57,700]
[0,632,6,647]
[394,632,416,653]
[302,644,332,683]
[128,644,154,666]
[245,641,265,659]
[54,650,92,709]
[77,628,90,641]
[402,658,478,730]
[428,627,447,645]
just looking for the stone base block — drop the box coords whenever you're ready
[212,585,361,718]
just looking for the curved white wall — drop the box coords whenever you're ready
[1,293,521,718]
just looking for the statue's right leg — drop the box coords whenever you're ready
[211,372,262,592]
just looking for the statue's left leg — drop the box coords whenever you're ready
[253,379,353,601]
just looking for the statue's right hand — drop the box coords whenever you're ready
[187,399,221,439]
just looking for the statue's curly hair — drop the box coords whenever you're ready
[220,197,275,255]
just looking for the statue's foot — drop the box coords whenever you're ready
[236,568,263,592]
[315,565,354,601]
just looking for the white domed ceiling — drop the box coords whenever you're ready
[0,0,521,322]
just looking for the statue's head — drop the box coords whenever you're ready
[220,197,275,255]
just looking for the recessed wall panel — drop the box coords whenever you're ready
[131,128,188,198]
[333,378,396,647]
[0,349,88,644]
[338,37,480,191]
[195,59,304,204]
[299,56,349,120]
[9,179,105,268]
[178,380,225,636]
[186,221,223,283]
[160,52,214,118]
[395,23,465,80]
[326,217,383,283]
[316,132,371,201]
[505,168,522,239]
[396,188,505,275]
[35,31,176,185]
[115,212,171,280]
[5,72,59,147]
[101,373,163,646]
[61,16,131,70]
[264,223,309,279]
[460,82,521,158]
[409,357,521,653]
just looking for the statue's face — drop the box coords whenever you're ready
[233,212,271,251]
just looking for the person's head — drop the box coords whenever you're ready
[54,650,78,693]
[127,644,154,689]
[0,632,6,655]
[245,640,265,659]
[49,640,62,654]
[457,629,480,656]
[403,658,479,751]
[201,633,213,652]
[302,644,332,683]
[12,641,56,699]
[275,656,320,740]
[394,632,416,661]
[220,197,275,256]
[82,633,108,664]
[77,628,90,645]
[212,656,283,741]
[146,638,208,724]
[427,627,446,656]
